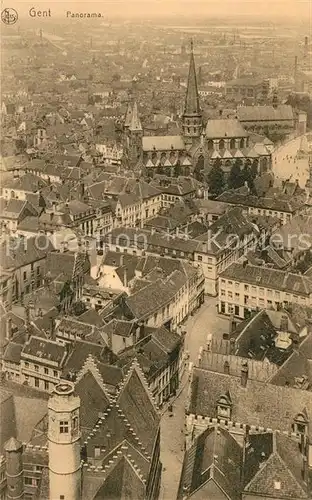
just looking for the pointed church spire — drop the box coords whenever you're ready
[124,102,133,128]
[129,101,142,131]
[184,39,200,116]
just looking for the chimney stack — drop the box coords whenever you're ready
[224,360,230,375]
[302,455,308,483]
[124,267,128,288]
[6,315,12,341]
[241,362,248,387]
[230,337,236,355]
[229,314,236,334]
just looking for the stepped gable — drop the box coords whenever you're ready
[83,454,146,500]
[74,368,111,432]
[84,404,151,471]
[115,359,160,455]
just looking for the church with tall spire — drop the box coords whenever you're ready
[181,39,203,145]
[122,40,271,178]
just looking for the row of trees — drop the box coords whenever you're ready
[207,158,258,197]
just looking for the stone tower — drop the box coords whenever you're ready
[4,437,24,500]
[127,101,143,166]
[182,40,202,146]
[48,382,81,500]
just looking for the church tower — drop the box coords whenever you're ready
[127,101,143,166]
[48,382,81,500]
[182,40,202,145]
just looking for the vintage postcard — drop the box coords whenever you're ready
[0,0,311,499]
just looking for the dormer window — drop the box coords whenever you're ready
[216,392,232,420]
[294,410,309,435]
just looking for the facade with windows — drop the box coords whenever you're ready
[3,336,68,392]
[218,262,312,319]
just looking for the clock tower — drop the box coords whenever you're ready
[48,382,81,500]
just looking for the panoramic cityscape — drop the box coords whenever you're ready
[0,0,312,499]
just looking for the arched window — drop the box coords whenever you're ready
[219,139,225,150]
[230,138,236,149]
[293,412,308,435]
[216,393,232,420]
[240,138,245,149]
[208,140,214,151]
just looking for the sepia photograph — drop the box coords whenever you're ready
[0,0,311,498]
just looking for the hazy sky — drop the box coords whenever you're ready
[4,0,312,21]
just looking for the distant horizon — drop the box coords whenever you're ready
[5,0,311,22]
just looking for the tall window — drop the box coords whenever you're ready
[72,416,78,431]
[60,421,69,434]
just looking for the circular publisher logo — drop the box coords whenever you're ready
[1,8,18,25]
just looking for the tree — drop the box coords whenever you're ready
[207,162,225,197]
[250,160,258,180]
[194,155,205,182]
[242,164,256,192]
[70,301,87,317]
[174,163,182,178]
[228,160,244,189]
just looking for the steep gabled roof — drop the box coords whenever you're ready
[91,454,146,500]
[177,426,242,500]
[244,433,309,499]
[75,370,111,431]
[116,360,160,455]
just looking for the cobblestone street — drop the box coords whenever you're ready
[272,133,310,188]
[159,298,230,499]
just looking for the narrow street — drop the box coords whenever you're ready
[159,297,230,499]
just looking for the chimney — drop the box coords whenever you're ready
[224,360,230,375]
[124,267,128,288]
[230,337,236,355]
[6,316,12,341]
[229,313,236,334]
[302,455,308,483]
[139,322,145,339]
[241,362,248,387]
[50,317,56,340]
[280,315,289,332]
